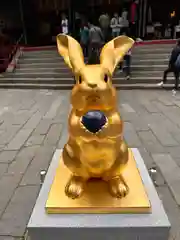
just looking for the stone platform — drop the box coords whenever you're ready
[27,148,170,240]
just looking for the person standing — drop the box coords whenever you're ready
[169,11,177,39]
[120,9,129,35]
[119,48,132,80]
[61,13,69,34]
[88,22,104,64]
[80,23,89,57]
[110,13,120,38]
[99,13,110,42]
[123,49,132,80]
[130,0,139,39]
[158,39,180,94]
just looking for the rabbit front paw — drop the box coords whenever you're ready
[108,177,129,198]
[65,175,86,199]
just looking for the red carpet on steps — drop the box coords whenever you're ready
[22,39,177,52]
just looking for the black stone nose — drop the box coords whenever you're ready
[88,83,97,88]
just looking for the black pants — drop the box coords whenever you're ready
[163,65,179,90]
[120,27,129,36]
[119,55,131,77]
[81,43,88,57]
[88,42,102,64]
[130,22,137,39]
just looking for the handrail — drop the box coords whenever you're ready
[0,34,23,70]
[0,33,24,72]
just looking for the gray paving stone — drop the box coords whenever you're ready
[165,146,180,160]
[121,103,136,113]
[138,147,155,169]
[138,147,166,186]
[0,163,8,178]
[141,101,159,113]
[138,130,166,154]
[157,96,176,106]
[11,112,31,126]
[43,123,63,146]
[0,126,21,145]
[127,101,149,116]
[155,103,180,128]
[0,185,40,237]
[124,122,142,147]
[0,145,5,151]
[0,237,18,240]
[152,154,180,206]
[0,174,22,216]
[20,146,56,186]
[19,100,35,110]
[25,135,45,147]
[52,100,70,123]
[0,151,17,163]
[23,111,42,130]
[57,126,68,149]
[7,146,39,177]
[149,123,178,147]
[43,96,63,119]
[33,119,52,135]
[157,186,180,240]
[173,157,180,168]
[6,128,34,150]
[129,118,149,131]
[138,130,157,142]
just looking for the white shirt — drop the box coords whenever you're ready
[61,19,68,34]
[121,11,129,27]
[110,17,120,32]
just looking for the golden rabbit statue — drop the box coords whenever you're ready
[57,34,134,199]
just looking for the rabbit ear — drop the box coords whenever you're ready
[57,34,85,73]
[100,36,134,74]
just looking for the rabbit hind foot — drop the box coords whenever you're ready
[108,176,129,198]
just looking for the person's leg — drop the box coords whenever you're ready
[126,55,131,77]
[81,44,85,57]
[112,31,115,38]
[88,43,93,64]
[115,31,119,37]
[158,65,172,86]
[163,66,172,83]
[131,23,136,40]
[121,27,127,35]
[123,55,131,79]
[174,70,179,90]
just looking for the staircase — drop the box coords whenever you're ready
[0,42,177,89]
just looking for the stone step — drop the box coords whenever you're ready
[132,48,172,54]
[23,53,60,59]
[19,57,62,63]
[0,82,175,90]
[17,62,66,68]
[22,47,172,58]
[132,53,171,59]
[9,69,173,78]
[1,76,174,85]
[19,53,171,64]
[17,58,170,69]
[15,64,169,74]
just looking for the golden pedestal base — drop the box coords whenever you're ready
[46,149,151,214]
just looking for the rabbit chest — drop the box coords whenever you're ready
[78,139,117,175]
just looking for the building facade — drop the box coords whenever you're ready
[1,0,179,46]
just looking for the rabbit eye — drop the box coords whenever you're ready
[104,74,108,83]
[78,76,82,84]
